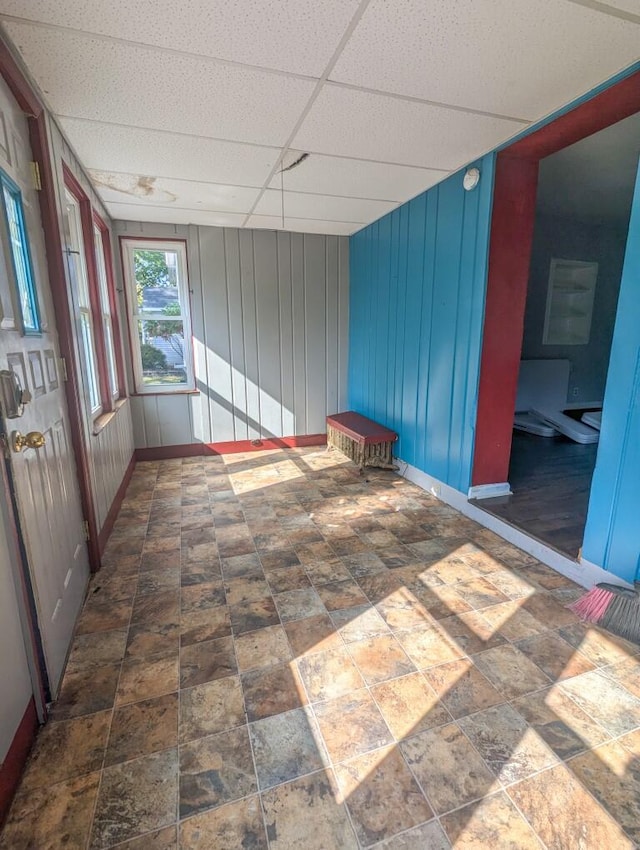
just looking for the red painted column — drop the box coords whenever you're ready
[472,154,539,486]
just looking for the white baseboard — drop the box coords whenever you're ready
[397,458,632,590]
[468,482,512,499]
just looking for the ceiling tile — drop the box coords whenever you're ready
[5,21,315,145]
[331,0,640,120]
[254,189,396,222]
[107,202,247,227]
[246,215,360,235]
[1,0,360,76]
[292,84,527,170]
[268,152,449,200]
[59,119,278,186]
[88,172,260,213]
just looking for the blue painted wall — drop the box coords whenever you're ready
[349,155,495,493]
[582,159,640,583]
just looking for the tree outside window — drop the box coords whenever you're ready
[134,249,187,385]
[122,239,193,393]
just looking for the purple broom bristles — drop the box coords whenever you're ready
[568,586,614,622]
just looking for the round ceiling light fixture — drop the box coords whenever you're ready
[463,167,481,191]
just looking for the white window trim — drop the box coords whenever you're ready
[121,239,195,394]
[93,225,119,400]
[64,190,102,417]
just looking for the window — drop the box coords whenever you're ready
[121,239,194,393]
[64,165,125,418]
[0,171,40,333]
[93,221,119,398]
[65,188,101,414]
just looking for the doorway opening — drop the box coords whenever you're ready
[478,112,639,558]
[471,70,640,560]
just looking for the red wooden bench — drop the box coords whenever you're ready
[326,411,398,471]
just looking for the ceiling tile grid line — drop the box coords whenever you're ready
[56,116,454,209]
[107,199,371,225]
[563,0,640,24]
[0,13,323,83]
[53,112,490,172]
[239,0,374,227]
[2,0,639,234]
[0,12,533,125]
[89,167,426,205]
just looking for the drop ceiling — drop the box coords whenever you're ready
[1,0,639,235]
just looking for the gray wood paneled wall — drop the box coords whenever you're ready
[114,221,349,448]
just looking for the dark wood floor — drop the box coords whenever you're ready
[475,431,598,559]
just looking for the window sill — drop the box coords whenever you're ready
[92,398,128,436]
[131,389,199,397]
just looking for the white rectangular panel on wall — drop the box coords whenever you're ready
[277,233,295,436]
[291,233,308,436]
[326,236,339,418]
[224,228,249,442]
[116,220,349,448]
[253,230,283,438]
[239,230,261,441]
[304,235,328,433]
[200,226,235,442]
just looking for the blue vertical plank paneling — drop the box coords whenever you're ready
[448,156,495,491]
[403,194,428,466]
[393,204,410,438]
[348,155,494,491]
[583,158,640,583]
[416,189,438,476]
[387,210,401,429]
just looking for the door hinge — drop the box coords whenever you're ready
[82,520,90,542]
[59,357,68,382]
[30,161,42,191]
[0,433,10,459]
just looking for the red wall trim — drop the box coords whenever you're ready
[473,156,539,485]
[98,453,136,556]
[0,698,38,826]
[507,71,640,161]
[0,39,42,117]
[472,69,640,487]
[135,434,328,461]
[28,116,101,571]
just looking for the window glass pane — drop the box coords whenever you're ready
[138,319,187,386]
[133,249,182,316]
[93,226,111,314]
[80,311,100,410]
[103,318,118,397]
[2,182,39,332]
[65,193,91,308]
[65,190,100,412]
[94,226,118,396]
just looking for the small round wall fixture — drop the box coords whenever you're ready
[463,167,480,191]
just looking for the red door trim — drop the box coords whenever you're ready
[0,40,41,117]
[28,119,101,570]
[0,698,38,826]
[472,69,640,487]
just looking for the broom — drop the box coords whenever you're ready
[568,582,640,644]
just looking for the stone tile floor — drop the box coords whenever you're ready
[2,446,640,849]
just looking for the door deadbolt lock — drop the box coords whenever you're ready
[12,431,46,452]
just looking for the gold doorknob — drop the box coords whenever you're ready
[12,430,46,452]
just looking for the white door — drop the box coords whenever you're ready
[0,76,89,696]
